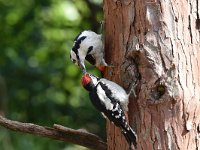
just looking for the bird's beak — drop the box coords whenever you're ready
[77,61,85,70]
[78,61,86,74]
[82,68,87,74]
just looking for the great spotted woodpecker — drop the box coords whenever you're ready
[81,73,137,149]
[70,30,107,73]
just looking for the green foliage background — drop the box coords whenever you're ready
[0,0,105,149]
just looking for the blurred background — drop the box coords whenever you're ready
[0,0,105,149]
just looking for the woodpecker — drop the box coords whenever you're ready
[70,30,107,72]
[81,73,137,149]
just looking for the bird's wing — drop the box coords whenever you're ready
[99,79,129,111]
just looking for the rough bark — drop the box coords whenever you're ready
[103,0,200,150]
[0,115,107,150]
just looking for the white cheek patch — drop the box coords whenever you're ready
[70,51,78,65]
[90,76,98,86]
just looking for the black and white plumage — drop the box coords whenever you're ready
[70,30,107,72]
[81,73,137,149]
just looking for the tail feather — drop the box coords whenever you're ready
[121,125,137,149]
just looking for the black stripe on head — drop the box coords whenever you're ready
[72,36,87,60]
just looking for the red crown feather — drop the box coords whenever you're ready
[81,73,91,87]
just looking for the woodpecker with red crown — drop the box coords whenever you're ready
[81,72,137,149]
[70,30,107,73]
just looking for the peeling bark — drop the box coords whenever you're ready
[104,0,200,149]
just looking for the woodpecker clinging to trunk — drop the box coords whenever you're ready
[81,72,137,149]
[70,30,108,73]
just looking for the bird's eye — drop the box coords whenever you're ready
[72,59,76,63]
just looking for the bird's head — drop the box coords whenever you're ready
[70,31,88,71]
[70,50,86,72]
[81,73,99,91]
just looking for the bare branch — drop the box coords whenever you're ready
[0,115,107,150]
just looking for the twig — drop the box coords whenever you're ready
[0,115,107,150]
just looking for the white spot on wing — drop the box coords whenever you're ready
[112,103,123,118]
[115,113,121,118]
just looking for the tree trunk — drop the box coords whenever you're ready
[103,0,200,149]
